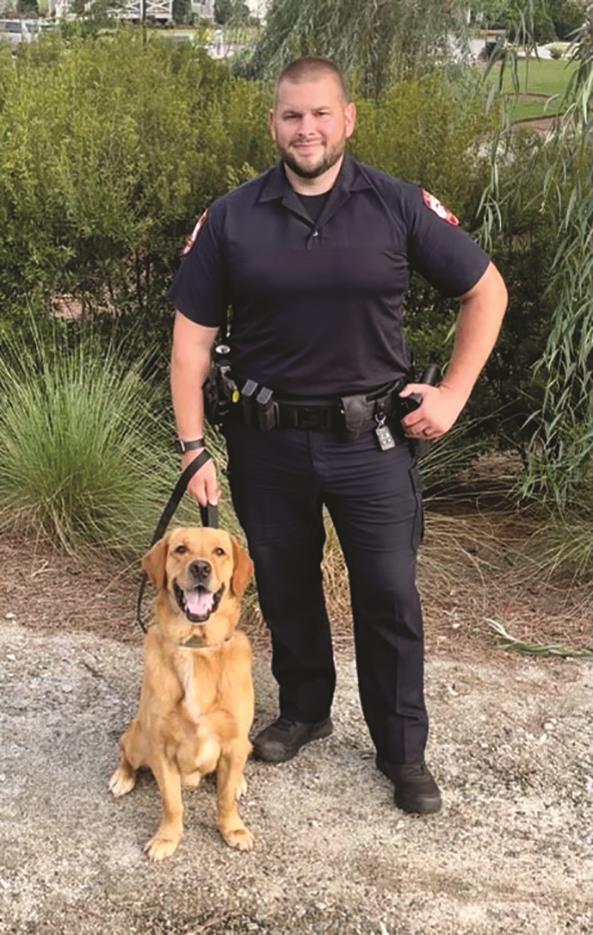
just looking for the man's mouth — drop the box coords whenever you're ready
[174,582,224,622]
[293,139,323,152]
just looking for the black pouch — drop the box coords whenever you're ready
[340,394,372,439]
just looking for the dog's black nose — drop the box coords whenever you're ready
[189,560,211,581]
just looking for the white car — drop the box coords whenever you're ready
[0,19,36,53]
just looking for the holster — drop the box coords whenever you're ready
[202,345,239,429]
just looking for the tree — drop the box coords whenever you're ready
[246,0,469,98]
[214,0,233,23]
[549,0,586,39]
[479,7,593,505]
[173,0,192,24]
[214,0,250,26]
[17,0,38,14]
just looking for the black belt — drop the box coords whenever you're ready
[228,380,405,433]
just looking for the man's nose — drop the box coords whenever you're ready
[297,113,317,135]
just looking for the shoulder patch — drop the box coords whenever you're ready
[421,189,459,226]
[182,209,209,255]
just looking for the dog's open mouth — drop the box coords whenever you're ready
[174,583,224,623]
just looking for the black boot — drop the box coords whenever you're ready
[378,758,442,814]
[392,763,442,814]
[252,716,333,763]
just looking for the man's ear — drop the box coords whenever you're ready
[141,535,170,591]
[345,100,357,139]
[230,536,254,599]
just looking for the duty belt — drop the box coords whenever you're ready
[228,378,407,435]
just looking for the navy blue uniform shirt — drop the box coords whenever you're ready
[168,155,490,398]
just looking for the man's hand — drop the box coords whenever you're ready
[182,449,220,507]
[399,383,466,440]
[398,261,508,442]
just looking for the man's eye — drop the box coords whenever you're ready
[214,547,226,557]
[174,545,188,555]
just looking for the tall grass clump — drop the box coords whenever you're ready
[0,323,225,558]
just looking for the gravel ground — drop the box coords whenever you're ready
[1,620,592,935]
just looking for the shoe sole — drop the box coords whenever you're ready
[253,720,333,763]
[394,793,442,815]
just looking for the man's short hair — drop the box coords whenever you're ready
[274,56,349,105]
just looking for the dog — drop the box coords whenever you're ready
[109,526,255,861]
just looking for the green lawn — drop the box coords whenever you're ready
[495,58,577,121]
[501,57,576,94]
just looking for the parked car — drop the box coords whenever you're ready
[0,18,55,53]
[0,19,34,52]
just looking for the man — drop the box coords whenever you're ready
[168,56,508,815]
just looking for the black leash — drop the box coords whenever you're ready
[136,450,219,633]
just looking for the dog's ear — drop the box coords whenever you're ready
[141,535,170,591]
[230,536,253,599]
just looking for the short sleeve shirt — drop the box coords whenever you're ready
[168,155,490,398]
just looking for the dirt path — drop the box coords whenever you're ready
[0,533,591,933]
[1,614,591,935]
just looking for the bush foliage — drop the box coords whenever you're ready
[0,31,273,338]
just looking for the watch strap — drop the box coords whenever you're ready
[177,436,205,454]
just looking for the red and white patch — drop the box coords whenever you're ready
[421,189,459,226]
[182,209,208,255]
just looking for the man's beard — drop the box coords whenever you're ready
[278,140,345,179]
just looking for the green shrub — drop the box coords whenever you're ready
[0,320,239,557]
[352,71,491,218]
[0,31,272,339]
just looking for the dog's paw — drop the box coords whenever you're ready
[223,826,254,851]
[235,777,247,801]
[182,770,202,789]
[109,766,136,798]
[144,834,180,862]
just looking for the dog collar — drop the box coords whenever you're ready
[177,633,233,651]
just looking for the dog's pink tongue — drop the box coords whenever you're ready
[186,589,214,617]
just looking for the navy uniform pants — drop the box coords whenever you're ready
[224,420,429,771]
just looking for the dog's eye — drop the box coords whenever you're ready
[174,545,188,555]
[213,547,226,557]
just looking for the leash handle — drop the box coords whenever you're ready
[137,450,218,633]
[199,502,219,529]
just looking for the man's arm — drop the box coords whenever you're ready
[170,311,220,505]
[400,261,508,439]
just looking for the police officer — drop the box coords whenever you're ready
[169,56,508,815]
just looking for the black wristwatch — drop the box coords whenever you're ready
[176,437,205,454]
